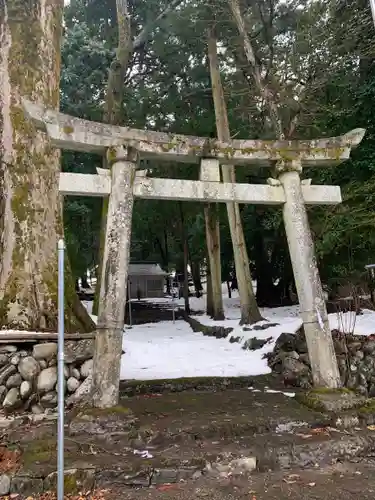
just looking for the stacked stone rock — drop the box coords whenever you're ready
[268,328,375,396]
[0,340,93,413]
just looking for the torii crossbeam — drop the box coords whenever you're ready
[23,99,365,408]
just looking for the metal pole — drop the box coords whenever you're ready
[57,239,65,500]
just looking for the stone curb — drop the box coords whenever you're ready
[4,430,375,496]
[120,375,260,396]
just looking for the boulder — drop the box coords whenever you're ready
[31,404,44,415]
[70,367,81,380]
[0,386,7,404]
[274,332,296,352]
[40,392,57,406]
[67,377,80,392]
[10,476,43,496]
[80,359,93,378]
[18,357,40,381]
[20,381,32,399]
[282,355,310,387]
[44,469,95,495]
[6,373,22,389]
[0,346,17,353]
[0,354,9,368]
[66,374,92,406]
[0,474,10,496]
[64,340,93,364]
[37,367,57,393]
[0,365,16,385]
[10,354,20,366]
[38,359,48,369]
[364,341,375,355]
[33,342,57,361]
[3,388,21,409]
[333,337,347,355]
[242,337,269,351]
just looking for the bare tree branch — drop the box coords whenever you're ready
[104,0,184,125]
[228,0,284,138]
[133,0,184,50]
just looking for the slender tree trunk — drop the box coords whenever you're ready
[207,30,262,324]
[206,271,214,317]
[81,275,89,289]
[179,203,190,314]
[93,0,132,316]
[204,203,224,320]
[0,0,94,332]
[190,260,203,297]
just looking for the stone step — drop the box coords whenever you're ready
[8,426,375,497]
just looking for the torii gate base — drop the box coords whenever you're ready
[23,100,365,407]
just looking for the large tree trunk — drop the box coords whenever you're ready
[0,0,94,332]
[204,203,224,320]
[207,30,262,324]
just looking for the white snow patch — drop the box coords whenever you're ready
[264,389,296,398]
[80,289,375,382]
[120,320,273,380]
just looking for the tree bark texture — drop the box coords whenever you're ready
[0,0,94,332]
[207,30,262,324]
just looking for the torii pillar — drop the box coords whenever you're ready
[92,146,138,407]
[277,159,339,388]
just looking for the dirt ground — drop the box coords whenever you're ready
[3,385,375,499]
[106,462,375,500]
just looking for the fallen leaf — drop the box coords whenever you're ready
[296,433,313,439]
[156,484,180,491]
[311,428,329,435]
[367,425,375,431]
[308,482,316,487]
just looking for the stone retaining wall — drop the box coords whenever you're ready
[180,310,233,338]
[0,340,94,413]
[0,465,202,496]
[268,328,375,395]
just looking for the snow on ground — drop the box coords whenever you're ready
[83,286,375,382]
[120,319,274,381]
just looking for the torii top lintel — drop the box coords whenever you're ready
[22,100,365,167]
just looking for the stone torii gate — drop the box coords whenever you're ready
[23,100,365,408]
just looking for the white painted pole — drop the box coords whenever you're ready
[57,239,65,500]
